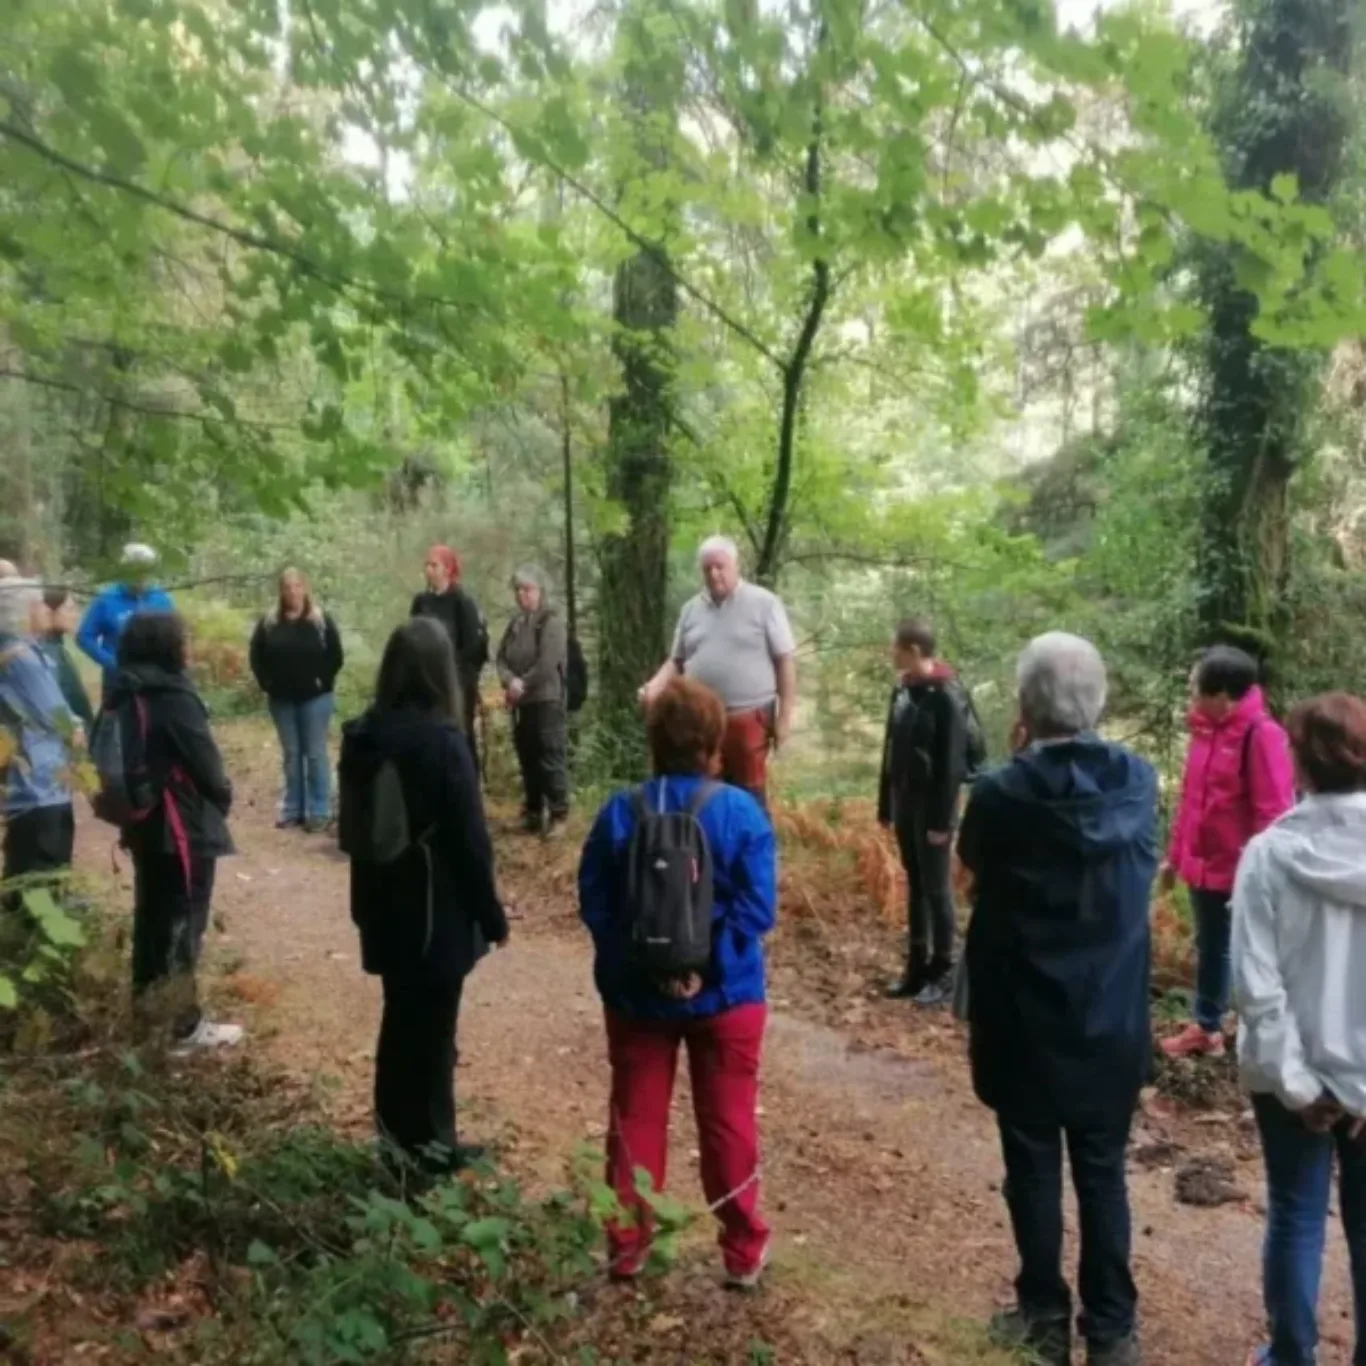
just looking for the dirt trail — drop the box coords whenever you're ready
[87,721,1362,1364]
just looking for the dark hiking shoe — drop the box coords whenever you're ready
[912,962,954,1008]
[885,957,931,999]
[988,1308,1070,1366]
[1088,1333,1141,1366]
[521,812,545,835]
[544,818,569,841]
[275,816,303,830]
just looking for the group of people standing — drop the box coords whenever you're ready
[9,531,1366,1365]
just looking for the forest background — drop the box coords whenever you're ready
[1,0,1365,1359]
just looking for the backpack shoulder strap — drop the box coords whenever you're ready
[628,784,653,827]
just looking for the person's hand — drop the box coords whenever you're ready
[1158,863,1177,895]
[71,724,87,751]
[662,972,703,1000]
[877,817,893,832]
[926,830,950,848]
[1009,719,1029,754]
[772,708,792,750]
[507,678,525,704]
[1299,1095,1344,1134]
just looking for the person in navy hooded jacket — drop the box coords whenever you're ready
[578,677,777,1288]
[961,632,1157,1366]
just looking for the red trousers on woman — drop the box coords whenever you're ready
[605,1003,770,1277]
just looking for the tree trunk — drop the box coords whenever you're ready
[595,5,681,760]
[1195,0,1352,661]
[598,247,678,746]
[560,371,578,638]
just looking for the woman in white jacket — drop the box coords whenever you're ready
[1232,691,1366,1366]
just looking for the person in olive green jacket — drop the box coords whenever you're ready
[496,566,569,837]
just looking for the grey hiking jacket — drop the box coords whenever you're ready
[496,609,567,706]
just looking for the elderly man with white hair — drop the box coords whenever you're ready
[77,542,174,702]
[0,577,78,883]
[640,536,796,804]
[959,632,1157,1366]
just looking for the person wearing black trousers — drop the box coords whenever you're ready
[496,565,570,838]
[877,617,967,1008]
[410,545,488,771]
[339,616,508,1175]
[107,611,243,1051]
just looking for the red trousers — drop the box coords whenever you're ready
[720,708,772,804]
[605,1003,770,1276]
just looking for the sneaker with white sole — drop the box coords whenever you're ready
[725,1239,771,1290]
[171,1020,245,1055]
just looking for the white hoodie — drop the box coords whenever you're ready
[1232,791,1366,1114]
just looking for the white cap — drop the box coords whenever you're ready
[121,543,158,568]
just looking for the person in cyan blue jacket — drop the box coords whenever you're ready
[77,543,174,701]
[961,632,1157,1366]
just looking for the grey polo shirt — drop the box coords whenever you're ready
[670,580,796,713]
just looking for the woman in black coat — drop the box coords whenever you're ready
[339,616,508,1174]
[106,611,243,1051]
[409,545,488,770]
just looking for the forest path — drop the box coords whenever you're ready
[84,719,1360,1364]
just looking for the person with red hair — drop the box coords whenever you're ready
[410,545,489,769]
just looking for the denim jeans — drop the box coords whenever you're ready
[1192,887,1233,1032]
[997,1115,1138,1346]
[269,693,335,823]
[1253,1093,1366,1365]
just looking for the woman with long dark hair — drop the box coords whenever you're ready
[249,567,343,832]
[108,611,242,1051]
[339,616,508,1174]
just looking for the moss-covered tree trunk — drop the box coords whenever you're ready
[595,6,681,764]
[1195,0,1352,658]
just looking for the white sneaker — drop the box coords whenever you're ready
[171,1020,245,1055]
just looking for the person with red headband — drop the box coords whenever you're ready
[410,546,489,769]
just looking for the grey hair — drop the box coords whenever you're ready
[511,564,549,596]
[0,577,41,639]
[697,535,739,566]
[1017,632,1107,736]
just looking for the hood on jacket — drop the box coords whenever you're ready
[1188,684,1269,737]
[988,735,1156,858]
[1269,793,1366,909]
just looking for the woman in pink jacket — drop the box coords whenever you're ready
[1160,646,1296,1058]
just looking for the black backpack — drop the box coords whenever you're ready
[90,695,158,828]
[339,755,438,949]
[623,781,718,981]
[944,678,989,782]
[566,633,589,713]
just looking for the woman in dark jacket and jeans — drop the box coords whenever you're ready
[107,612,242,1051]
[339,616,509,1174]
[249,567,343,832]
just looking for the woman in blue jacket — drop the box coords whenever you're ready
[77,543,174,701]
[578,677,776,1287]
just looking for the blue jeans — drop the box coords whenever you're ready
[1254,1093,1366,1365]
[1192,887,1233,1032]
[268,694,334,823]
[998,1114,1137,1346]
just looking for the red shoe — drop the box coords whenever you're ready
[1160,1022,1225,1059]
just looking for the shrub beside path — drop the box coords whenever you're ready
[77,720,1361,1364]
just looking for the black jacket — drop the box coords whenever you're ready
[877,666,966,833]
[340,707,507,986]
[410,589,487,687]
[960,737,1157,1129]
[106,664,234,860]
[249,611,343,703]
